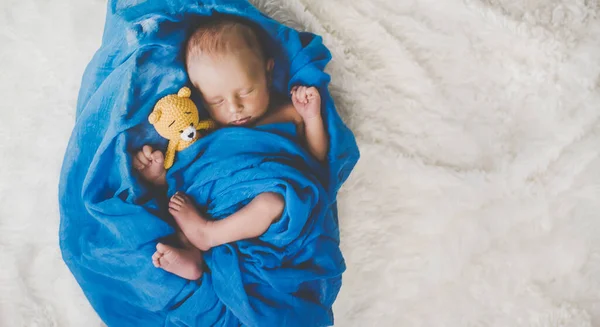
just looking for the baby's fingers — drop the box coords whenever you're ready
[132,156,145,170]
[306,87,319,98]
[291,90,302,105]
[142,145,154,160]
[135,151,150,167]
[299,87,308,104]
[290,86,301,100]
[151,150,164,165]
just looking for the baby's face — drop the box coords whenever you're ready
[188,49,274,127]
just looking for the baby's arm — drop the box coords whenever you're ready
[304,114,328,162]
[291,86,329,162]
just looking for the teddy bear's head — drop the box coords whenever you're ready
[148,87,200,142]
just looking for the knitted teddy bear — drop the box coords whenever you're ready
[148,87,216,169]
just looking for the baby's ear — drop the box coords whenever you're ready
[266,58,275,74]
[148,110,161,124]
[266,58,275,86]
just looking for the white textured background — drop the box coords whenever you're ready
[2,0,600,326]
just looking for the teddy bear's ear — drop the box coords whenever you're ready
[178,87,192,98]
[148,110,161,124]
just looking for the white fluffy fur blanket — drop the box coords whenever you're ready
[2,0,600,325]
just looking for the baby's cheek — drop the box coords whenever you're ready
[257,93,271,110]
[206,107,221,119]
[212,110,230,125]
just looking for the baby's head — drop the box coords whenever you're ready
[185,17,274,126]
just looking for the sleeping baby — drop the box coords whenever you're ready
[132,16,329,280]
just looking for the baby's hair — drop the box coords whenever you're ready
[185,15,268,64]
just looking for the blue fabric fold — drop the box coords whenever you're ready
[59,1,359,326]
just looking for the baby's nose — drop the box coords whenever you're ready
[229,102,243,113]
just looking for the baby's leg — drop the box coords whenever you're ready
[169,192,285,251]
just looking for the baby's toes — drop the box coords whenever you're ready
[157,255,170,267]
[152,251,162,267]
[173,192,190,204]
[179,193,191,203]
[170,195,184,207]
[156,242,168,254]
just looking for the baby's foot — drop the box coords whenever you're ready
[133,145,166,186]
[152,243,203,280]
[169,192,215,251]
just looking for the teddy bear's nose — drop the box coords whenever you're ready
[188,132,194,138]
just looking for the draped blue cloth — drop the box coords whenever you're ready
[59,1,359,326]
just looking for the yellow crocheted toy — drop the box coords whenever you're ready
[149,87,216,169]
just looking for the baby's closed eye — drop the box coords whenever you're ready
[209,99,224,106]
[239,88,254,97]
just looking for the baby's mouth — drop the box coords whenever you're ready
[230,117,251,126]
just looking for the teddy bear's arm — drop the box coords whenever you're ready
[197,120,217,131]
[164,141,178,169]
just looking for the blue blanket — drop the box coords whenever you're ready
[59,1,359,326]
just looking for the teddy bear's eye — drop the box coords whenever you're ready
[185,111,192,114]
[190,122,194,127]
[179,130,183,133]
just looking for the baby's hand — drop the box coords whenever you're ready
[132,145,166,186]
[291,86,322,121]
